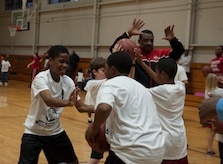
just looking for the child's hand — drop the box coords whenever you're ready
[112,43,123,53]
[135,48,143,64]
[68,88,79,106]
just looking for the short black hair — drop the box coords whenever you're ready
[107,51,132,75]
[156,57,177,79]
[139,30,154,39]
[48,45,69,59]
[219,45,223,50]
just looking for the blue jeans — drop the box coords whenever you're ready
[1,72,8,84]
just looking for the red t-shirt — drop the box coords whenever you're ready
[210,56,223,74]
[32,56,40,69]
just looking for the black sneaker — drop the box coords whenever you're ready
[206,151,216,156]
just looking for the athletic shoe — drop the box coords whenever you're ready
[4,82,7,86]
[206,151,216,156]
[0,82,2,86]
[88,117,92,124]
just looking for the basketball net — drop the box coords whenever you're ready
[8,26,20,37]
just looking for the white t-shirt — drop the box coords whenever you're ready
[95,76,165,164]
[24,69,77,136]
[179,54,192,73]
[76,72,84,82]
[84,79,106,105]
[205,87,223,99]
[148,81,187,160]
[174,64,188,82]
[1,60,11,72]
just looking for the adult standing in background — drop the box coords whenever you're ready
[110,18,185,88]
[39,46,52,71]
[210,45,223,88]
[179,50,192,80]
[66,50,80,80]
[0,55,11,86]
[27,52,42,86]
[210,45,223,75]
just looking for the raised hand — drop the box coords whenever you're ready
[162,25,175,41]
[127,18,145,37]
[112,43,123,53]
[135,48,143,64]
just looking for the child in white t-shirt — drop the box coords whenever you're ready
[18,45,94,164]
[136,53,188,163]
[205,73,223,156]
[0,56,11,86]
[75,68,84,90]
[85,51,165,164]
[84,57,107,164]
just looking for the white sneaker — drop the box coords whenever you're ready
[0,82,2,86]
[4,82,7,86]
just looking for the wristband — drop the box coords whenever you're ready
[126,32,130,38]
[131,64,136,67]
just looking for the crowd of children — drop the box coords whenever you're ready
[2,18,221,163]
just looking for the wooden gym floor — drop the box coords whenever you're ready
[0,80,220,163]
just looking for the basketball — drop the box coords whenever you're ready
[116,38,137,59]
[86,122,110,153]
[202,65,212,77]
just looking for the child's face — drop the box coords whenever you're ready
[49,53,69,81]
[94,67,106,80]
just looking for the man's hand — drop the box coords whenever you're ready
[127,18,145,37]
[112,43,123,53]
[162,25,175,41]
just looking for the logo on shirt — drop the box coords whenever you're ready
[35,107,61,127]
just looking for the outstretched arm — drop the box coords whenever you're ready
[110,18,145,53]
[39,89,77,107]
[75,100,94,113]
[135,49,158,83]
[127,18,145,37]
[112,43,137,79]
[74,87,94,113]
[27,60,35,68]
[162,25,185,61]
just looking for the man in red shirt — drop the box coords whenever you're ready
[110,19,185,88]
[210,45,223,75]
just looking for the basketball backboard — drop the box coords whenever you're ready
[11,9,30,31]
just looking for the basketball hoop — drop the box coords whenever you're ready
[8,26,21,37]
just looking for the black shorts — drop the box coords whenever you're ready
[105,150,125,164]
[18,131,78,164]
[91,149,104,159]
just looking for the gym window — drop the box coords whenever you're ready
[5,0,33,10]
[49,0,79,4]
